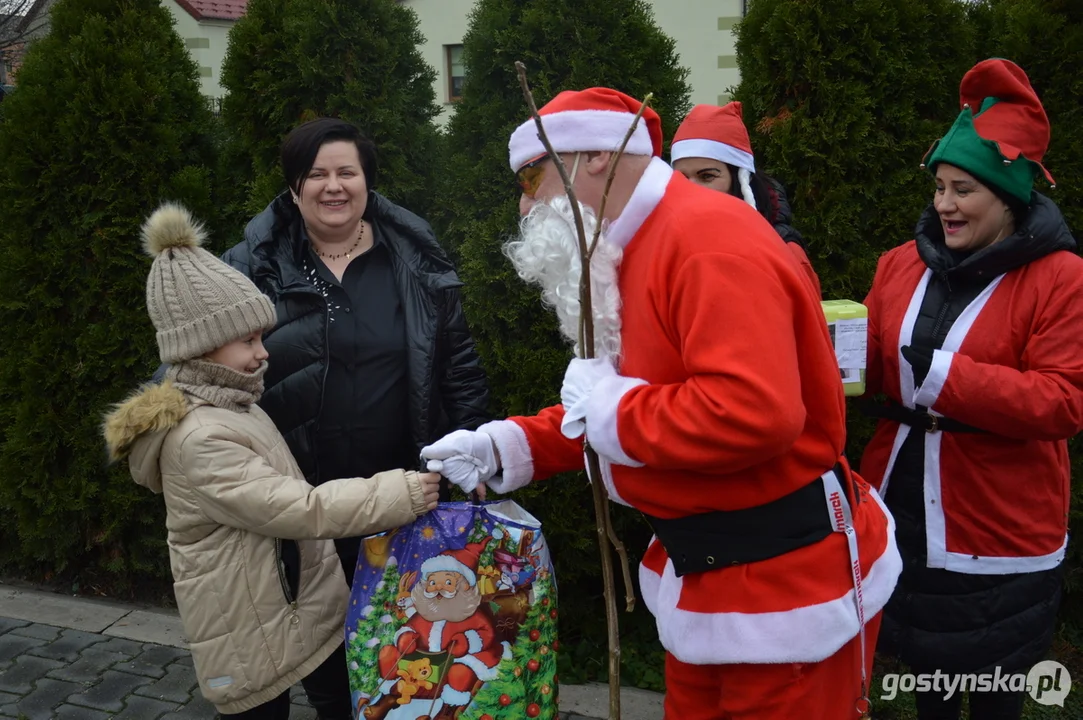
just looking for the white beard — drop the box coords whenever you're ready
[504,196,624,361]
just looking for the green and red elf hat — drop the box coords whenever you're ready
[922,58,1056,205]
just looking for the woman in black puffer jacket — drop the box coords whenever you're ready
[221,118,491,582]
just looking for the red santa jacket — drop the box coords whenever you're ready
[860,239,1083,573]
[481,159,900,665]
[395,605,507,681]
[787,241,822,299]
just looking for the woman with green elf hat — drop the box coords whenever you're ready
[860,58,1083,720]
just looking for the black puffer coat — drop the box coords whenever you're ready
[877,193,1074,675]
[762,176,807,251]
[220,191,491,484]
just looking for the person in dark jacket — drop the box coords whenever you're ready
[219,117,491,583]
[669,102,822,298]
[860,59,1083,720]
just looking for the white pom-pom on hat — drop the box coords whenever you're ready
[140,202,206,257]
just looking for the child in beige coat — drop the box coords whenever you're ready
[103,203,440,719]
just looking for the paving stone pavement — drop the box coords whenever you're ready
[0,616,612,719]
[0,618,237,720]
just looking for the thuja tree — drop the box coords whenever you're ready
[218,0,442,231]
[972,0,1083,644]
[973,0,1083,235]
[0,0,216,584]
[732,0,978,302]
[433,0,691,624]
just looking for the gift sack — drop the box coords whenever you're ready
[346,500,559,720]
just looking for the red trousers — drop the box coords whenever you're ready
[663,612,882,720]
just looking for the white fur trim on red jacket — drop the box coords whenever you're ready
[585,374,647,468]
[638,489,902,665]
[479,420,534,494]
[913,349,954,408]
[606,158,672,249]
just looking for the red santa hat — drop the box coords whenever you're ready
[670,102,756,175]
[419,538,491,587]
[508,87,663,171]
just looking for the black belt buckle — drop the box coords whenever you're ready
[924,412,939,433]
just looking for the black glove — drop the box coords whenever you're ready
[901,344,935,379]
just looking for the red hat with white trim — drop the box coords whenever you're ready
[670,102,756,175]
[508,87,662,171]
[419,538,491,587]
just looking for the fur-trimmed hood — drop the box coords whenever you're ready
[102,381,189,493]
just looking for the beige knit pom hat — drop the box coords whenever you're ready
[141,203,276,363]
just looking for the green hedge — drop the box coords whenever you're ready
[0,0,1081,700]
[0,0,217,586]
[217,0,442,235]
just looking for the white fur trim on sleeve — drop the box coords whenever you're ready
[913,350,954,409]
[464,629,483,654]
[585,374,647,467]
[670,138,755,174]
[509,109,654,171]
[441,685,474,706]
[479,420,534,494]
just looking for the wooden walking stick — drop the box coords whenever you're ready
[515,61,652,720]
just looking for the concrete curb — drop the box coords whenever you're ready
[0,584,189,649]
[0,582,664,719]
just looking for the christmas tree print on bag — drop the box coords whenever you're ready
[347,500,559,720]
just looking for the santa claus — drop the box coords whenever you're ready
[365,540,510,720]
[422,87,903,719]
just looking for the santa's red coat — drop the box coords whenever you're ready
[392,604,505,681]
[482,159,901,665]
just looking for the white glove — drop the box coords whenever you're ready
[560,357,618,439]
[420,430,500,494]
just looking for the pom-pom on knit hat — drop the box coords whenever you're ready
[141,203,276,364]
[923,58,1055,205]
[508,87,662,172]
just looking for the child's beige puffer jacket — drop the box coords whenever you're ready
[104,382,427,714]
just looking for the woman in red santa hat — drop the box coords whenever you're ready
[670,102,822,297]
[860,58,1083,720]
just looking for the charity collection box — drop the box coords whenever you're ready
[821,299,867,396]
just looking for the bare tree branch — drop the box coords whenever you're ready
[515,60,652,720]
[0,0,44,75]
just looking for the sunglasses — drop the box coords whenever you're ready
[516,154,549,198]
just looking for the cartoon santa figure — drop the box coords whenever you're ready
[365,539,511,720]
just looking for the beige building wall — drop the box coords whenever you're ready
[648,0,744,107]
[163,1,234,99]
[400,0,475,125]
[403,0,745,124]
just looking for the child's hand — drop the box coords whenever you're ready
[419,472,441,512]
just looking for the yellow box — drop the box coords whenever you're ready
[821,300,868,396]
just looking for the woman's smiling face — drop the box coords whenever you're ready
[934,164,1014,252]
[296,140,368,238]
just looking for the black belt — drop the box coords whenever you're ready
[642,463,846,578]
[859,399,984,433]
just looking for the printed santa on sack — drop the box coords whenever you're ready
[370,540,511,719]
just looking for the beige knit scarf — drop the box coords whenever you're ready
[166,359,268,413]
